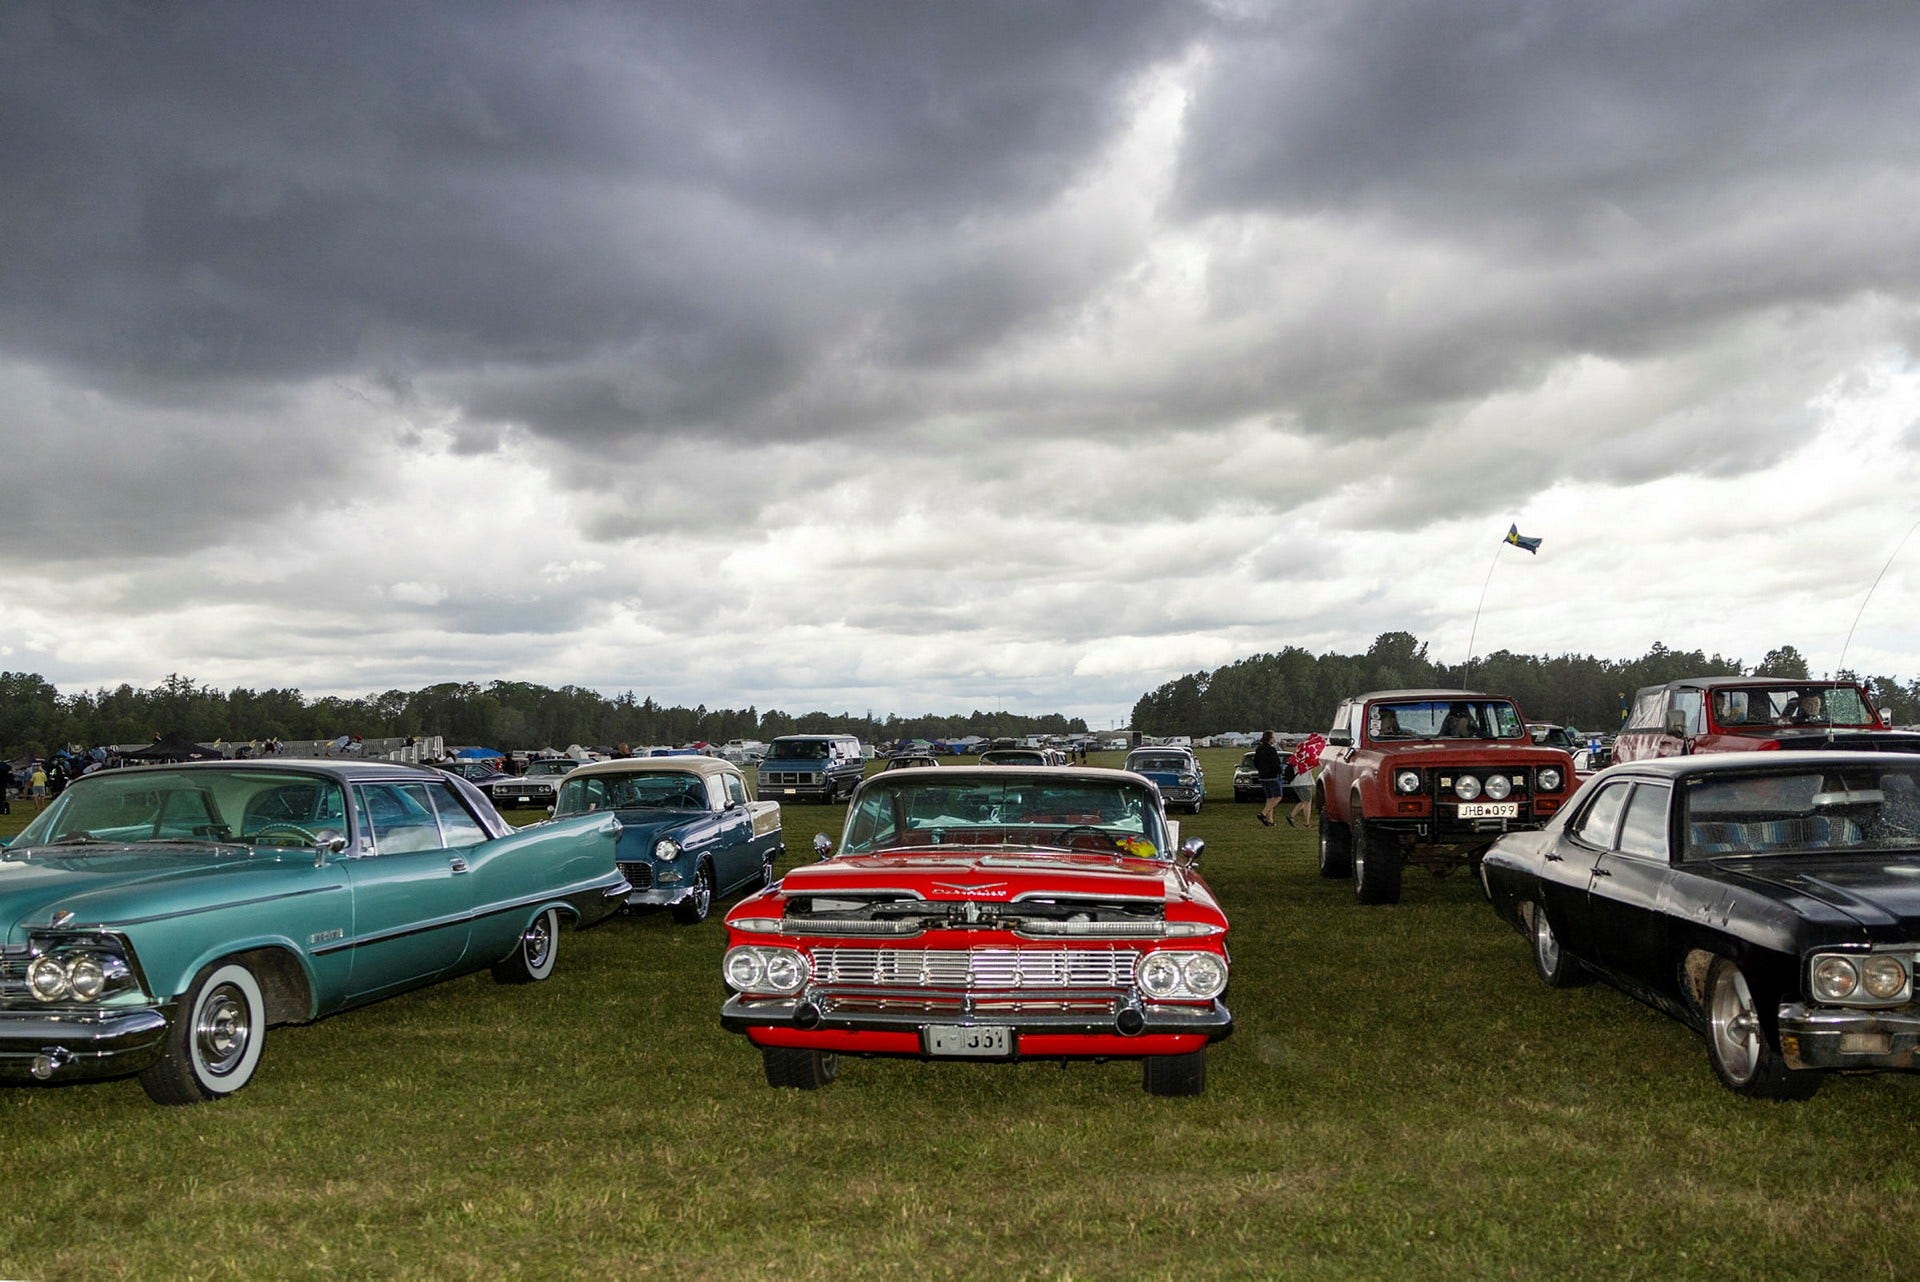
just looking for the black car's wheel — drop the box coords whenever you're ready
[1142,1049,1207,1097]
[1528,904,1589,988]
[763,1046,837,1089]
[1703,956,1821,1100]
[1351,815,1403,904]
[139,960,267,1105]
[673,859,715,924]
[492,907,560,984]
[1317,809,1352,878]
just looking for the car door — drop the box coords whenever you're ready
[342,780,475,1000]
[1584,781,1678,997]
[1540,778,1632,961]
[716,771,758,889]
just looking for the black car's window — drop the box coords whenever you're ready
[1574,782,1631,848]
[1615,784,1672,860]
[423,781,487,846]
[357,783,446,854]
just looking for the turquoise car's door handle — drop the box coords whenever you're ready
[449,855,470,874]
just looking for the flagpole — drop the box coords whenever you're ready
[1461,542,1504,682]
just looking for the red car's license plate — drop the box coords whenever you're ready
[923,1025,1013,1057]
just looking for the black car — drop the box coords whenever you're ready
[1482,751,1920,1099]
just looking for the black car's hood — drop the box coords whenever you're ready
[1768,728,1920,753]
[1712,853,1920,936]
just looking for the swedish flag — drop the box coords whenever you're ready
[1505,524,1542,554]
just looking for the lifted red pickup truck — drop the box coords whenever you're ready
[1316,689,1577,904]
[1611,677,1920,762]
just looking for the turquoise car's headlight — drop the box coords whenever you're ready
[24,937,140,1005]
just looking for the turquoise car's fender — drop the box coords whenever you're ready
[465,813,626,964]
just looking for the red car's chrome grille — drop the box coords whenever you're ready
[820,992,1121,1017]
[809,947,1139,989]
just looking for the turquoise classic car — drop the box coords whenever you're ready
[0,760,629,1104]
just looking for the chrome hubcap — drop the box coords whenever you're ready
[693,869,712,913]
[1534,911,1560,972]
[522,914,553,969]
[196,985,251,1077]
[1710,966,1761,1082]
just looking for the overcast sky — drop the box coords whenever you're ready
[4,1,1920,727]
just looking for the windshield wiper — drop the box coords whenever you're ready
[46,833,107,846]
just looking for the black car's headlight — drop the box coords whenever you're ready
[1811,952,1912,1004]
[24,935,143,1005]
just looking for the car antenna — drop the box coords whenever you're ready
[1834,514,1920,744]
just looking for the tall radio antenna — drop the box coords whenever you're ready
[1837,515,1920,677]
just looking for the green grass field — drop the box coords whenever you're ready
[1,748,1914,1279]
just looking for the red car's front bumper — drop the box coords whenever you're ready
[721,993,1232,1059]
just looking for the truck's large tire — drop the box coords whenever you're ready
[1351,815,1403,905]
[1317,809,1352,879]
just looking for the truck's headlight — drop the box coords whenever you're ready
[1538,767,1563,792]
[1484,774,1513,801]
[1394,770,1422,795]
[1454,776,1482,801]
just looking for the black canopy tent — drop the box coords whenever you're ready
[120,733,227,763]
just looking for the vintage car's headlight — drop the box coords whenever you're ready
[1454,775,1483,801]
[1179,773,1197,785]
[1862,956,1909,1001]
[1811,955,1860,1001]
[723,945,809,995]
[1394,769,1422,795]
[1484,774,1513,801]
[1537,767,1563,793]
[1181,954,1227,999]
[1136,951,1228,1000]
[1137,953,1184,998]
[24,937,139,1005]
[654,839,681,862]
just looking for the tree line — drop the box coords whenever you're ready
[0,671,1087,760]
[1129,632,1920,736]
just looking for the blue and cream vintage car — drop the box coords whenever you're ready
[1125,747,1206,814]
[0,760,628,1104]
[551,756,783,924]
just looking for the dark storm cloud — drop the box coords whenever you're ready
[0,0,1198,405]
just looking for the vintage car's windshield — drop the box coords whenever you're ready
[12,768,350,848]
[981,750,1047,765]
[841,775,1170,858]
[441,760,498,780]
[554,771,710,816]
[523,759,576,778]
[767,738,832,760]
[1709,684,1877,729]
[1370,700,1525,742]
[1684,764,1920,858]
[1127,753,1192,773]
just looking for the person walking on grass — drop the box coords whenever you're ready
[1253,731,1286,828]
[1286,732,1327,828]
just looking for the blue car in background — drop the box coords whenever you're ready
[552,756,784,924]
[1125,747,1206,814]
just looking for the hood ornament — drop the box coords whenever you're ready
[49,909,75,927]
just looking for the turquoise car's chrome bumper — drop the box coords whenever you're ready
[0,1006,171,1081]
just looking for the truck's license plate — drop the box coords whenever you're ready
[784,787,797,795]
[1458,801,1519,819]
[924,1026,1013,1057]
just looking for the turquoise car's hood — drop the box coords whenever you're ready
[0,845,317,945]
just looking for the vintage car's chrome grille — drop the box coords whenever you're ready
[810,947,1140,989]
[0,946,29,1002]
[761,770,820,786]
[819,992,1121,1018]
[617,862,654,890]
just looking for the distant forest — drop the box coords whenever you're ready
[0,672,1087,760]
[1129,632,1920,736]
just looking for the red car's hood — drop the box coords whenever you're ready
[776,848,1187,904]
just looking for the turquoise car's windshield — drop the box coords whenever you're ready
[841,775,1170,858]
[554,771,709,817]
[11,769,349,848]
